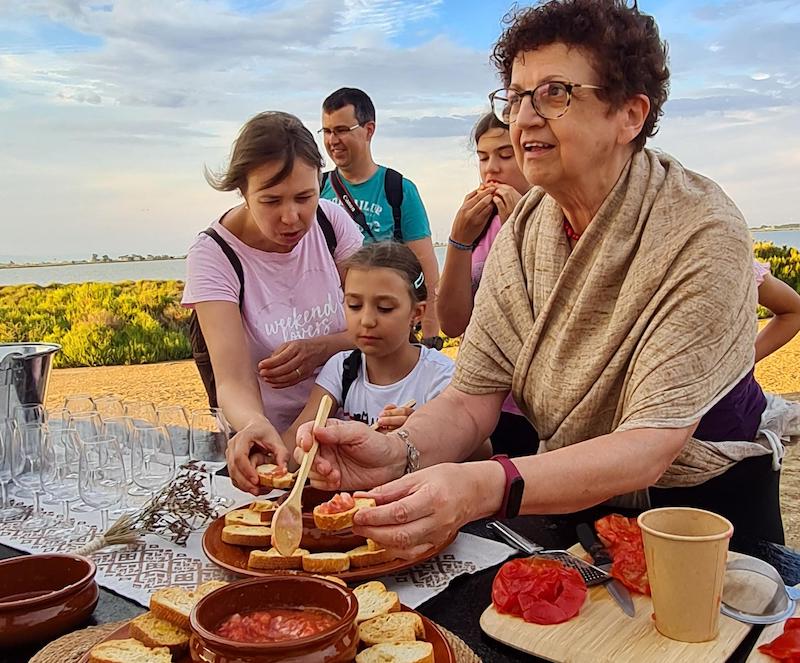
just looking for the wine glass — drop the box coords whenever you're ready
[94,395,125,420]
[156,405,190,464]
[40,426,82,536]
[190,408,233,508]
[78,435,126,533]
[124,401,157,427]
[10,422,45,498]
[13,403,46,428]
[102,416,139,515]
[0,419,25,521]
[63,394,96,415]
[131,424,176,499]
[69,411,103,443]
[11,423,52,531]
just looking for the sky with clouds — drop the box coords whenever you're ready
[1,0,799,261]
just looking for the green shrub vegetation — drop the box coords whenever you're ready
[0,281,191,368]
[0,241,796,367]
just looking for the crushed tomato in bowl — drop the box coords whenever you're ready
[492,558,587,625]
[215,607,339,643]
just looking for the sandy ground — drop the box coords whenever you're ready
[45,332,800,548]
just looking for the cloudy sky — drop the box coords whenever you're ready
[1,0,799,261]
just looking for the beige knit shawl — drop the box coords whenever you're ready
[453,149,763,491]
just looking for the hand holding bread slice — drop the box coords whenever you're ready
[313,492,376,531]
[256,463,296,489]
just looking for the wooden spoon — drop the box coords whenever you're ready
[370,399,416,430]
[271,394,333,556]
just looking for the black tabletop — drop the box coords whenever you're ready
[3,505,799,663]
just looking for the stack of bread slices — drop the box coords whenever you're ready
[87,580,229,662]
[354,581,434,663]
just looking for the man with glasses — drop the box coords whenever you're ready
[319,87,441,346]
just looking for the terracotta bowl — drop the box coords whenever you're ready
[0,553,98,647]
[190,575,359,663]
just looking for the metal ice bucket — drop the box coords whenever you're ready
[0,343,61,420]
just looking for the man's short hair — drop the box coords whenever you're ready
[322,87,376,125]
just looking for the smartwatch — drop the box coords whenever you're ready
[490,454,524,519]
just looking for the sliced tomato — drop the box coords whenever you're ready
[758,618,800,661]
[317,492,355,515]
[492,557,587,625]
[595,514,650,595]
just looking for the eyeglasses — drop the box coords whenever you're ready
[489,81,605,123]
[317,123,363,138]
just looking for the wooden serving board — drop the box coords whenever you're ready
[480,545,755,663]
[745,583,799,662]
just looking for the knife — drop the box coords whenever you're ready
[576,523,636,618]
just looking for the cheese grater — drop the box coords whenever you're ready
[486,520,611,586]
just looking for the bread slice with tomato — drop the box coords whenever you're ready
[313,493,376,531]
[256,463,296,489]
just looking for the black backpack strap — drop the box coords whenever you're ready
[383,168,404,242]
[316,206,337,258]
[328,170,377,241]
[201,228,244,308]
[320,171,330,190]
[340,349,362,407]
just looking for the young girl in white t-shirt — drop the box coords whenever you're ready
[283,242,454,442]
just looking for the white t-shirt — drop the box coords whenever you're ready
[315,345,454,426]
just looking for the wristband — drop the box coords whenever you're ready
[448,237,474,251]
[490,454,524,519]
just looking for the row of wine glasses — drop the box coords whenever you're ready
[0,398,233,537]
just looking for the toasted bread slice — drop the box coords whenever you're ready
[196,580,229,597]
[248,499,278,522]
[355,641,434,663]
[221,524,272,547]
[129,611,189,657]
[149,587,196,630]
[354,581,401,623]
[301,552,350,573]
[88,638,172,663]
[313,496,376,531]
[358,612,425,646]
[249,547,309,570]
[347,544,392,568]
[224,508,265,527]
[256,463,296,489]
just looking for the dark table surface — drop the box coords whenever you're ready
[3,505,799,663]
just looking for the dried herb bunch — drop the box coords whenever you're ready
[135,461,219,545]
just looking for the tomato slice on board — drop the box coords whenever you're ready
[758,618,800,661]
[317,492,355,515]
[492,558,588,625]
[595,515,650,595]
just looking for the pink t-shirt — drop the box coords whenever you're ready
[470,214,523,416]
[181,199,363,431]
[754,260,770,286]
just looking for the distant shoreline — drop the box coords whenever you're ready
[751,225,800,232]
[0,256,185,270]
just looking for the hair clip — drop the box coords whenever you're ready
[414,271,425,290]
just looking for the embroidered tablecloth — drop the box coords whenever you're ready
[0,479,514,609]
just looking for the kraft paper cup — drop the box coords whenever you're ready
[638,507,733,642]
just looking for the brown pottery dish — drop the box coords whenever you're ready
[0,553,98,646]
[189,575,359,663]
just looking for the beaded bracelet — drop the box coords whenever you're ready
[448,237,474,251]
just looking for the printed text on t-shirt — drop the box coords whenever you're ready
[263,292,341,342]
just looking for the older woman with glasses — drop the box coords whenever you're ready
[282,0,783,558]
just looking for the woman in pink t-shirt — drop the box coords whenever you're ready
[182,112,362,495]
[437,112,537,457]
